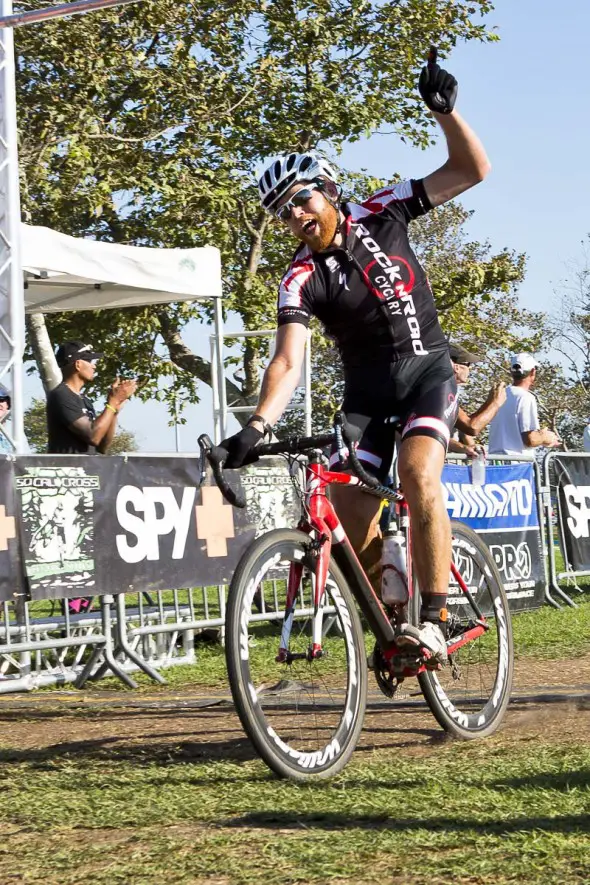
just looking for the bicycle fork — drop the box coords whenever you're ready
[276,526,332,664]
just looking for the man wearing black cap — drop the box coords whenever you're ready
[448,342,506,453]
[47,341,137,454]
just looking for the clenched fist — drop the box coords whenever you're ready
[418,47,458,115]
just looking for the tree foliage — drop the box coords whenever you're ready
[16,0,498,418]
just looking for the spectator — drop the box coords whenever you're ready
[0,387,12,454]
[448,342,506,455]
[488,353,560,455]
[47,341,136,454]
[0,386,31,454]
[583,420,590,453]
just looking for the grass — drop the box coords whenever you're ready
[1,588,589,883]
[0,736,588,884]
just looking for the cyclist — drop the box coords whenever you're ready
[219,55,490,666]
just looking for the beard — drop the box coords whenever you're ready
[298,202,340,252]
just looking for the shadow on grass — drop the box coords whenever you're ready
[222,809,590,835]
[0,734,259,768]
[492,770,590,790]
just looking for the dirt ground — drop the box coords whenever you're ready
[0,654,588,762]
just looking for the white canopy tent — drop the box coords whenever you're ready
[21,224,222,312]
[0,223,227,451]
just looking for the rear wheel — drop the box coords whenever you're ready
[411,521,513,738]
[225,529,368,781]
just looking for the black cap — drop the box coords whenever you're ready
[0,384,10,407]
[56,340,104,369]
[449,342,483,365]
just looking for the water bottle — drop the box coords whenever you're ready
[381,529,408,605]
[472,450,486,486]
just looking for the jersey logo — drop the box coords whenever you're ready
[355,222,427,356]
[325,256,339,273]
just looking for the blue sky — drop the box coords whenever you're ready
[24,0,590,450]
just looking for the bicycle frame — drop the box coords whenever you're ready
[279,451,488,672]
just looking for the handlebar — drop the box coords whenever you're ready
[198,412,402,509]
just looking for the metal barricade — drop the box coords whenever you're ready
[0,450,584,694]
[543,451,590,607]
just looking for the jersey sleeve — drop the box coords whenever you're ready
[516,393,540,434]
[277,256,317,328]
[361,178,433,225]
[48,386,87,427]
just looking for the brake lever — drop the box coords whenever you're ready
[197,433,212,484]
[196,433,246,509]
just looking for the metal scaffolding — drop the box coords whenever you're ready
[0,0,145,453]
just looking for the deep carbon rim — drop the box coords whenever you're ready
[230,536,366,777]
[417,525,513,733]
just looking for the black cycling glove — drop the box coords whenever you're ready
[418,48,457,115]
[219,425,264,469]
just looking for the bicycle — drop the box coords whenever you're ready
[199,414,514,782]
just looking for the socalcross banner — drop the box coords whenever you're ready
[442,462,545,611]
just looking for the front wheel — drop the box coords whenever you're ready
[225,529,368,781]
[411,521,514,739]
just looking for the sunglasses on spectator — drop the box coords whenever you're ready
[455,361,473,368]
[276,184,320,221]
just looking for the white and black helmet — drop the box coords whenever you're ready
[258,151,338,213]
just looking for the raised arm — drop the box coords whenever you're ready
[417,51,491,208]
[423,111,491,208]
[455,383,506,437]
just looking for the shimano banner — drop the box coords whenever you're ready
[14,456,300,601]
[442,462,545,611]
[552,454,590,573]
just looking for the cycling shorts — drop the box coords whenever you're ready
[329,349,458,482]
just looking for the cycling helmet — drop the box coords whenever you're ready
[258,152,338,213]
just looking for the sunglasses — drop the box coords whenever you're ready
[455,361,473,368]
[276,184,320,221]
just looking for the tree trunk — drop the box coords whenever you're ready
[26,313,60,392]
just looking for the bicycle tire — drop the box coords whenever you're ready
[410,520,514,739]
[225,528,368,781]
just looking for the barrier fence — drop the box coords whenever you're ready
[0,450,586,693]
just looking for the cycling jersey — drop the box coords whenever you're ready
[277,178,447,368]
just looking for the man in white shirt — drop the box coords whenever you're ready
[488,353,560,455]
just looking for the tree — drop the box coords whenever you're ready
[23,398,47,453]
[539,236,590,449]
[24,397,140,453]
[107,428,140,454]
[16,0,498,417]
[550,236,590,390]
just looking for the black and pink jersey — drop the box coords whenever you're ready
[277,178,447,369]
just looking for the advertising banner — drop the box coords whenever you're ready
[442,462,545,611]
[552,455,590,573]
[15,455,300,600]
[0,456,21,602]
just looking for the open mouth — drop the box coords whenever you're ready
[302,219,318,235]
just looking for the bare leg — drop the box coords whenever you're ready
[330,482,383,594]
[397,435,450,608]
